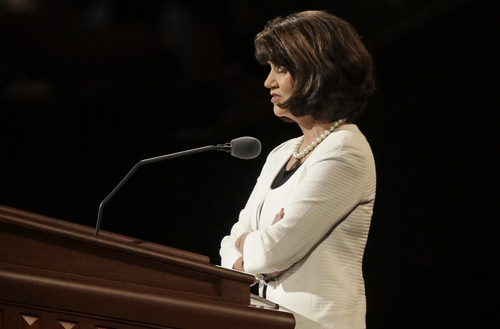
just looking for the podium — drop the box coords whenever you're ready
[0,205,295,329]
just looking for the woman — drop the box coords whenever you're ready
[220,10,376,329]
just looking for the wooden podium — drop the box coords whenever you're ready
[0,205,295,329]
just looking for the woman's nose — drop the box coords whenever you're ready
[264,72,276,89]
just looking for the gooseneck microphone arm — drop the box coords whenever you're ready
[94,136,261,236]
[94,145,218,236]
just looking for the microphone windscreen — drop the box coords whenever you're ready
[230,137,262,159]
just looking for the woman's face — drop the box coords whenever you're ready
[264,62,294,119]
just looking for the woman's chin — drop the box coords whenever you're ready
[278,116,295,123]
[273,106,293,121]
[274,110,295,123]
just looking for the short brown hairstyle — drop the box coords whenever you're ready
[254,10,375,122]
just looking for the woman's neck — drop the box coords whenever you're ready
[286,117,347,168]
[297,118,334,145]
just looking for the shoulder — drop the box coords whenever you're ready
[331,123,369,144]
[311,124,374,162]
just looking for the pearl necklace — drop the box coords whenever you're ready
[292,119,346,160]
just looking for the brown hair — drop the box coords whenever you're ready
[254,10,375,122]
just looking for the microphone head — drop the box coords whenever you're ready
[230,136,262,159]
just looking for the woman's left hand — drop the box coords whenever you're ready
[272,208,285,225]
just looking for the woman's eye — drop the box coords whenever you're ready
[277,66,287,73]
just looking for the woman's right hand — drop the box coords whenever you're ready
[233,256,244,271]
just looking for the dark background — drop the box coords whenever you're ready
[0,0,498,328]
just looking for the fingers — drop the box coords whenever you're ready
[272,207,285,225]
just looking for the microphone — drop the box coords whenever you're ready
[216,136,262,159]
[94,136,261,236]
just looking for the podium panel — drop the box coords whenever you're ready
[0,205,295,329]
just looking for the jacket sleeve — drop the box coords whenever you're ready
[242,132,372,274]
[220,208,251,269]
[219,140,292,269]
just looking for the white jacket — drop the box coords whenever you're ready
[220,124,376,329]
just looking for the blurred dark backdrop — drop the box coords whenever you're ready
[0,0,498,328]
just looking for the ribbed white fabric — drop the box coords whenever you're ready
[220,124,376,329]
